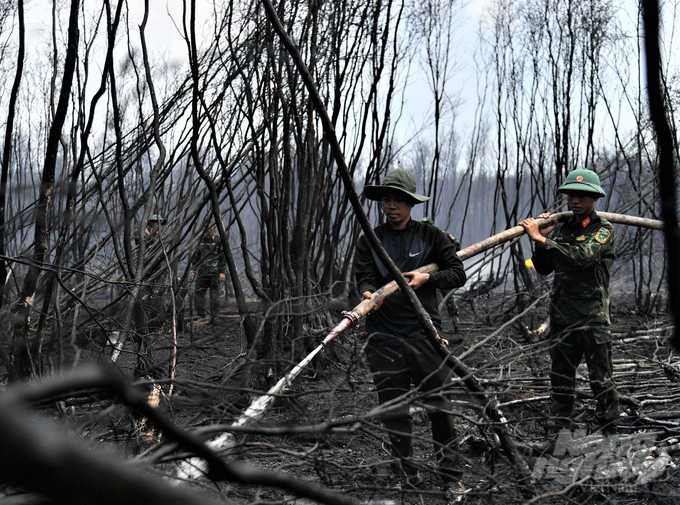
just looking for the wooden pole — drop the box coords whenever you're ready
[459,211,663,261]
[359,211,664,313]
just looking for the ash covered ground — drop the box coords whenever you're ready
[5,287,680,505]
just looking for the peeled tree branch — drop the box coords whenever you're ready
[458,211,663,260]
[354,212,663,318]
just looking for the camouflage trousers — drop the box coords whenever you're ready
[436,289,459,318]
[549,323,620,432]
[132,292,166,380]
[194,273,222,319]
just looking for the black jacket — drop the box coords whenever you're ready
[353,219,466,344]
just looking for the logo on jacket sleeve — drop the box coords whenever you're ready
[594,227,611,244]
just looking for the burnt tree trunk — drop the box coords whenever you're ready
[8,0,80,381]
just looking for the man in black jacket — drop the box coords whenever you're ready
[354,169,467,489]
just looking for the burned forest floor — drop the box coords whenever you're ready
[2,286,680,505]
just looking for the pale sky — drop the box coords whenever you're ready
[20,0,679,153]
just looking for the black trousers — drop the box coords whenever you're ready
[365,337,461,481]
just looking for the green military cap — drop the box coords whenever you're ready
[363,168,430,204]
[557,169,606,197]
[148,214,167,225]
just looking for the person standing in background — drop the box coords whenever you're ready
[190,223,227,325]
[421,216,462,333]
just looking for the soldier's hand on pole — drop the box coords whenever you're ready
[218,273,226,282]
[537,213,558,236]
[520,217,548,244]
[534,212,558,236]
[190,271,195,281]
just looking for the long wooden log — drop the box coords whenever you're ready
[356,211,663,314]
[459,211,663,261]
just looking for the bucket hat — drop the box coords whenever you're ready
[363,169,430,203]
[557,169,606,197]
[148,214,167,225]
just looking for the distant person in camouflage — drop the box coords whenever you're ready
[135,214,169,292]
[422,217,462,333]
[132,213,169,380]
[520,169,619,435]
[190,223,227,325]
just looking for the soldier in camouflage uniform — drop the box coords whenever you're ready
[135,214,169,293]
[520,169,619,435]
[190,223,227,324]
[422,217,462,333]
[132,214,169,380]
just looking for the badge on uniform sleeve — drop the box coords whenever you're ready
[576,235,586,241]
[594,227,611,244]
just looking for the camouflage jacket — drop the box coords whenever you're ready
[532,210,615,327]
[191,235,227,276]
[136,230,169,281]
